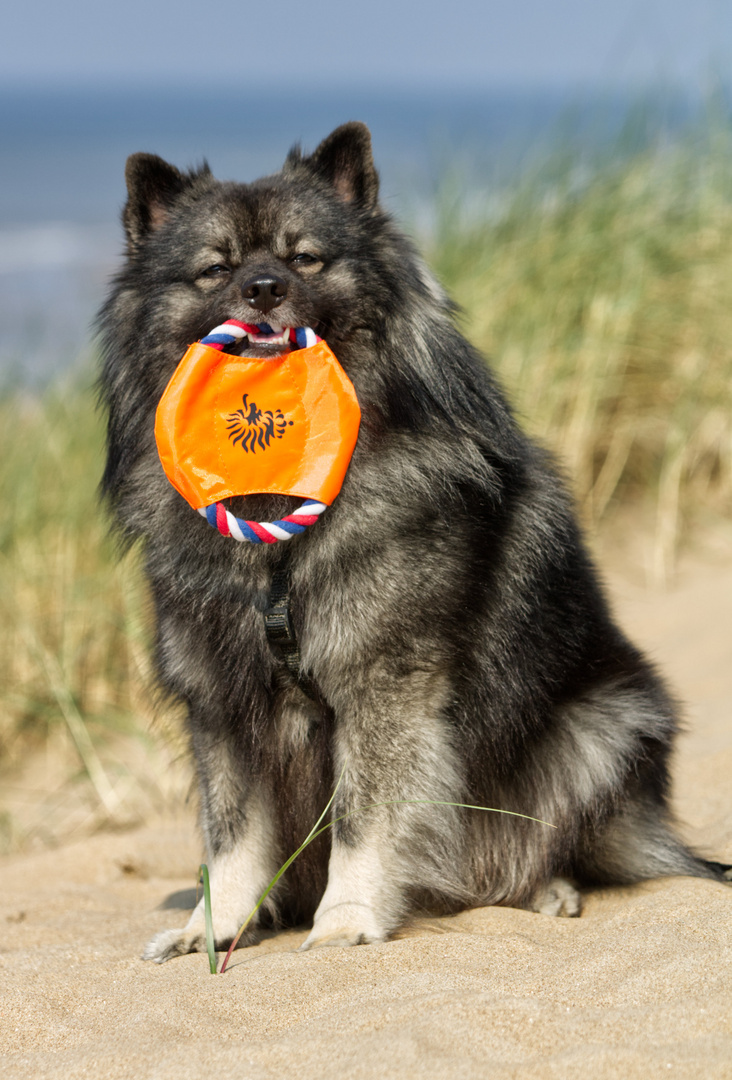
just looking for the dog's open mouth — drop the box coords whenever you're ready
[217,320,319,358]
[246,323,292,346]
[236,322,294,356]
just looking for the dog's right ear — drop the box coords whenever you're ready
[292,123,379,211]
[123,154,201,249]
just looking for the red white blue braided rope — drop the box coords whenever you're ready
[198,498,327,543]
[200,319,319,352]
[196,319,326,544]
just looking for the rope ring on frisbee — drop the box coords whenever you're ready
[197,319,327,545]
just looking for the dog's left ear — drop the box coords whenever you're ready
[298,122,379,210]
[123,154,211,251]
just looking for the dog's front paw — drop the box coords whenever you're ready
[300,903,388,950]
[142,927,206,963]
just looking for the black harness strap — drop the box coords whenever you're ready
[263,549,318,701]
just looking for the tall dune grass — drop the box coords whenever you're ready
[0,387,188,850]
[430,113,732,578]
[2,112,732,846]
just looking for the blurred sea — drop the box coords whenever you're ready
[0,83,692,384]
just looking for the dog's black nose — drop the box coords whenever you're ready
[241,275,288,314]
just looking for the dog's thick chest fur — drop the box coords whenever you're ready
[98,122,729,963]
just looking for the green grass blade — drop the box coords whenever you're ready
[199,864,217,974]
[328,799,556,831]
[219,762,348,973]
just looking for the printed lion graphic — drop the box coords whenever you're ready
[225,393,293,453]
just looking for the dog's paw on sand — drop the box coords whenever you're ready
[531,877,582,918]
[299,904,388,950]
[143,928,206,963]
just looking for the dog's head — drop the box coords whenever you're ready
[100,123,466,517]
[116,122,416,369]
[100,123,517,527]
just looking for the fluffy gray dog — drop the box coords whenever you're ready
[98,122,730,962]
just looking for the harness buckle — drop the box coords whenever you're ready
[263,603,297,646]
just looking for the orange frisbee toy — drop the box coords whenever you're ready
[155,321,361,543]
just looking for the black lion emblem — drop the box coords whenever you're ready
[225,393,293,453]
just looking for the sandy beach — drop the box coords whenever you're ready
[2,550,731,1079]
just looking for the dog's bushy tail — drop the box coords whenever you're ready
[703,860,732,882]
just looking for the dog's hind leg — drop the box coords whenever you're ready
[301,670,465,950]
[529,877,582,917]
[143,728,280,963]
[534,679,731,892]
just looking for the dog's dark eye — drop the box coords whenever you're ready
[290,253,321,267]
[199,264,231,278]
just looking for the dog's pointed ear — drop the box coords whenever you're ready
[123,153,207,248]
[304,122,379,210]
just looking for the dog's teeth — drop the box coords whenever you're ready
[242,327,291,346]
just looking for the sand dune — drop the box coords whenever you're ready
[2,556,731,1079]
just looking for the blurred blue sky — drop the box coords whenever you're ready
[2,0,730,90]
